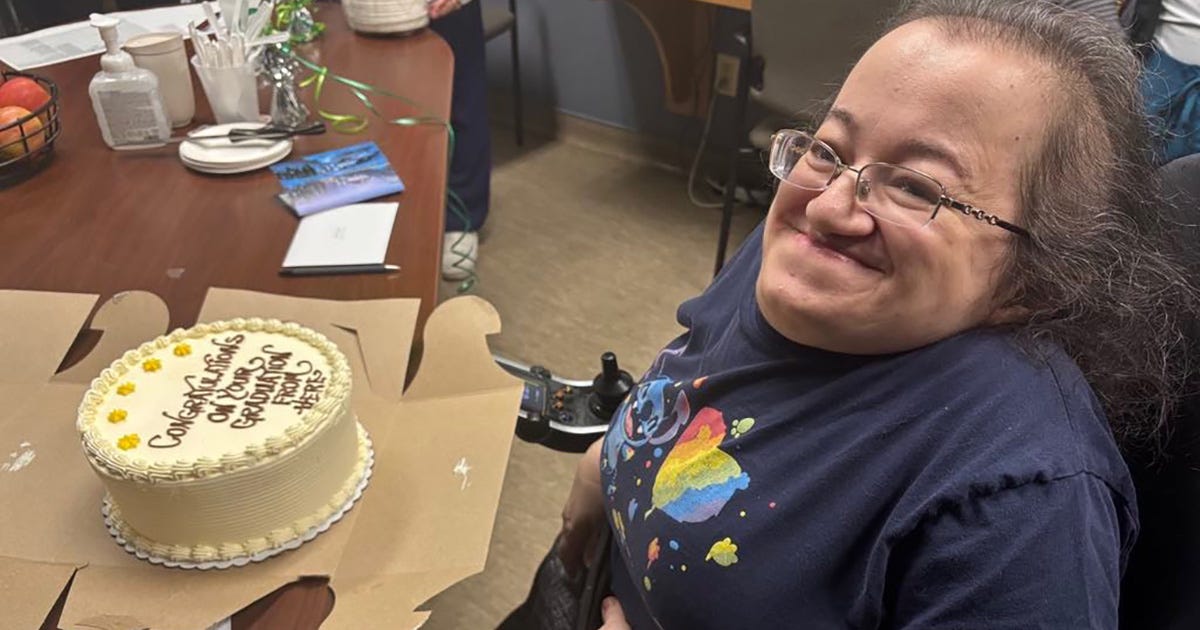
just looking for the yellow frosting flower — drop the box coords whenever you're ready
[107,409,128,424]
[117,434,140,450]
[142,358,162,372]
[173,343,192,357]
[116,382,135,396]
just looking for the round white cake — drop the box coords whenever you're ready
[76,318,371,566]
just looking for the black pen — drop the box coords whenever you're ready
[280,264,400,277]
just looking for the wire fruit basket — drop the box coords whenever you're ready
[0,71,62,188]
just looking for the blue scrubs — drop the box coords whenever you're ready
[431,1,491,232]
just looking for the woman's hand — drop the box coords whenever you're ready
[428,0,463,19]
[558,437,606,578]
[599,597,631,629]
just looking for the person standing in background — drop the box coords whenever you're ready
[1126,0,1200,162]
[429,0,491,282]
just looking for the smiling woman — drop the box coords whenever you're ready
[535,1,1199,629]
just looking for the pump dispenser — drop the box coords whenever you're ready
[87,13,170,149]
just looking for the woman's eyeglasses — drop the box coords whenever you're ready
[768,129,1029,238]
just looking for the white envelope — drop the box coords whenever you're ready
[281,202,399,269]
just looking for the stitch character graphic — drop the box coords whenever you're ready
[603,375,691,476]
[603,341,754,591]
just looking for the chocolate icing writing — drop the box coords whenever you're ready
[149,338,327,448]
[148,415,193,449]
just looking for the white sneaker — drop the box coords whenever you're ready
[442,231,478,281]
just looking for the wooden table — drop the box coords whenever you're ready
[2,6,453,629]
[0,5,451,338]
[698,0,751,9]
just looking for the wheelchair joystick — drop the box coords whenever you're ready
[589,352,634,421]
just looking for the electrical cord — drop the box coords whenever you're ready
[445,188,478,293]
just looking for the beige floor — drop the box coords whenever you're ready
[421,129,761,629]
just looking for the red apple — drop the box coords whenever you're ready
[0,77,50,114]
[0,106,45,160]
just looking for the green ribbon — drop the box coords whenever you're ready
[287,50,455,155]
[273,0,326,41]
[297,68,369,133]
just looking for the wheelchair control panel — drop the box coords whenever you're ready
[494,352,634,453]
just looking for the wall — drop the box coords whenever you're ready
[482,0,750,155]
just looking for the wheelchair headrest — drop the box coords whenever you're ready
[1119,153,1200,629]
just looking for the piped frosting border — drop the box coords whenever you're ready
[103,423,374,567]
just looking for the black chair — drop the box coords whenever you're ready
[0,0,22,37]
[1119,153,1200,630]
[482,0,523,146]
[0,0,100,36]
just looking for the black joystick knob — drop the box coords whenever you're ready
[589,351,634,421]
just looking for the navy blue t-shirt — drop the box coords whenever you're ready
[600,225,1138,629]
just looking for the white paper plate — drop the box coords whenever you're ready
[181,151,290,174]
[179,144,289,167]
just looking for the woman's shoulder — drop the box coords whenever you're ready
[911,328,1099,417]
[896,329,1134,506]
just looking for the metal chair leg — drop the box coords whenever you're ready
[510,0,524,146]
[714,31,752,277]
[1,0,26,36]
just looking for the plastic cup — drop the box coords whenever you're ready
[125,32,195,128]
[190,55,260,124]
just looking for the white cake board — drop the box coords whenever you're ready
[101,434,375,571]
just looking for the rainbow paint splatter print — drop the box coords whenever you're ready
[651,407,750,523]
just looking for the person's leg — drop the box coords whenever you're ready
[1141,45,1200,164]
[432,2,491,280]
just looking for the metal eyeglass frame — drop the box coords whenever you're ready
[770,130,1030,238]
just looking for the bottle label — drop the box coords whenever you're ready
[98,90,165,145]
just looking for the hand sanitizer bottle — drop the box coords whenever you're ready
[87,13,171,150]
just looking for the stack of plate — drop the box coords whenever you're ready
[341,0,429,34]
[178,123,294,175]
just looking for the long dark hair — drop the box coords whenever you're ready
[887,0,1196,454]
